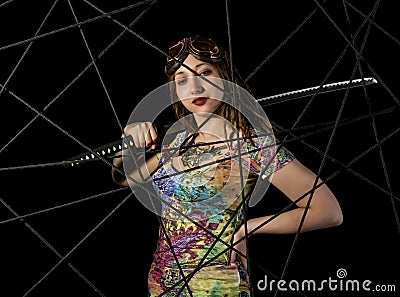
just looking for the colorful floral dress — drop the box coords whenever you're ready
[148,131,294,297]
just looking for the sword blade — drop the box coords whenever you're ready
[257,77,378,106]
[67,77,378,166]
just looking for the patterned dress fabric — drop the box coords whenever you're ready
[148,131,294,297]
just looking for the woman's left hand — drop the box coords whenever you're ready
[230,223,249,270]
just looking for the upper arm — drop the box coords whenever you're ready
[271,158,342,212]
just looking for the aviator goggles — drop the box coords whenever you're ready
[165,35,223,76]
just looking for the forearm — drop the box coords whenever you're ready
[259,159,343,235]
[111,149,159,187]
[111,152,128,186]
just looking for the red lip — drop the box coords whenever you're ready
[192,97,208,106]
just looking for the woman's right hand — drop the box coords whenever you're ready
[123,122,159,150]
[112,122,160,187]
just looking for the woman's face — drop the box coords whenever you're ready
[173,54,224,114]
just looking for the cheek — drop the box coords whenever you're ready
[174,87,191,109]
[207,78,225,100]
[175,84,190,101]
[176,88,184,100]
[209,98,222,108]
[179,98,191,109]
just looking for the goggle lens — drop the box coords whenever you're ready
[189,38,220,58]
[168,40,186,60]
[165,36,222,75]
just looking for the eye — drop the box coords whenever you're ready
[176,78,187,85]
[200,69,212,76]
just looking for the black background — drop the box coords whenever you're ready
[0,1,399,296]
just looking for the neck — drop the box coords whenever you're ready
[193,112,238,142]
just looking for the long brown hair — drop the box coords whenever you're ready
[165,37,270,141]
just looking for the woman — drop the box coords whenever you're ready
[112,35,343,297]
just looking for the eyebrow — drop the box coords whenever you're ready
[175,62,209,76]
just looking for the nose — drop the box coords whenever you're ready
[190,77,205,95]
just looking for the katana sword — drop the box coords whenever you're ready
[67,77,378,166]
[257,77,377,106]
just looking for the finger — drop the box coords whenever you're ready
[148,125,159,144]
[230,250,236,263]
[145,125,157,148]
[137,123,150,148]
[149,126,160,150]
[130,133,140,150]
[139,133,147,148]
